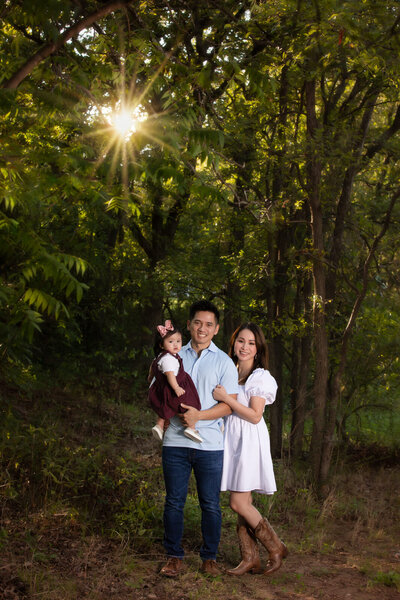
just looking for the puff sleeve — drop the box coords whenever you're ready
[157,353,180,376]
[245,368,277,407]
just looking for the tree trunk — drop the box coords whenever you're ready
[266,224,290,458]
[290,274,312,458]
[269,334,284,458]
[305,79,329,485]
[223,279,242,348]
[267,66,292,458]
[319,187,400,484]
[223,176,247,346]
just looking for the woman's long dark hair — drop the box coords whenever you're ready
[228,322,269,381]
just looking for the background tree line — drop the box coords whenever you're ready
[1,0,400,492]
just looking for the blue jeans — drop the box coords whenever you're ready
[162,446,223,560]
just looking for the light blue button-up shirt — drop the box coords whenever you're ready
[162,340,239,450]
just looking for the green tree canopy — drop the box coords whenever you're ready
[1,0,400,488]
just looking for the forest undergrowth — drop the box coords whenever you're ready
[1,379,399,600]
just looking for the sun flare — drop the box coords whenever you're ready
[112,109,137,138]
[100,102,148,141]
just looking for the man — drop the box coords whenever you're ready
[160,300,239,577]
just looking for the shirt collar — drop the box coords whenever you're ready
[182,340,218,354]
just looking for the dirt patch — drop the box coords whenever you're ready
[1,520,399,600]
[1,392,399,599]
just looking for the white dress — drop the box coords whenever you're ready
[221,368,278,495]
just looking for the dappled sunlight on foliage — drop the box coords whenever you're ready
[1,0,400,513]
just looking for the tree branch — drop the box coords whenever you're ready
[327,86,379,299]
[2,0,134,89]
[364,104,400,160]
[8,22,45,45]
[128,219,153,260]
[341,187,400,354]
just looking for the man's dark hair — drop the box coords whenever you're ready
[189,300,220,323]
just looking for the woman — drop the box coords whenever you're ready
[213,322,288,576]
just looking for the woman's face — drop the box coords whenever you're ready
[234,328,257,363]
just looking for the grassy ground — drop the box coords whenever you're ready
[1,383,399,599]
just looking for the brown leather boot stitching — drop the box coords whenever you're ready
[227,515,262,575]
[254,517,288,575]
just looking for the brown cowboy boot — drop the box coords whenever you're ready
[254,517,288,575]
[227,515,262,575]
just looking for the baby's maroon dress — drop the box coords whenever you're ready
[148,351,201,419]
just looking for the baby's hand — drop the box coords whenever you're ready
[212,384,226,401]
[175,386,186,397]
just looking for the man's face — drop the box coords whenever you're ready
[187,311,219,349]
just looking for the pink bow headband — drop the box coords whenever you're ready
[157,320,174,337]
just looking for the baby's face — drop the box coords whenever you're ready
[162,332,182,354]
